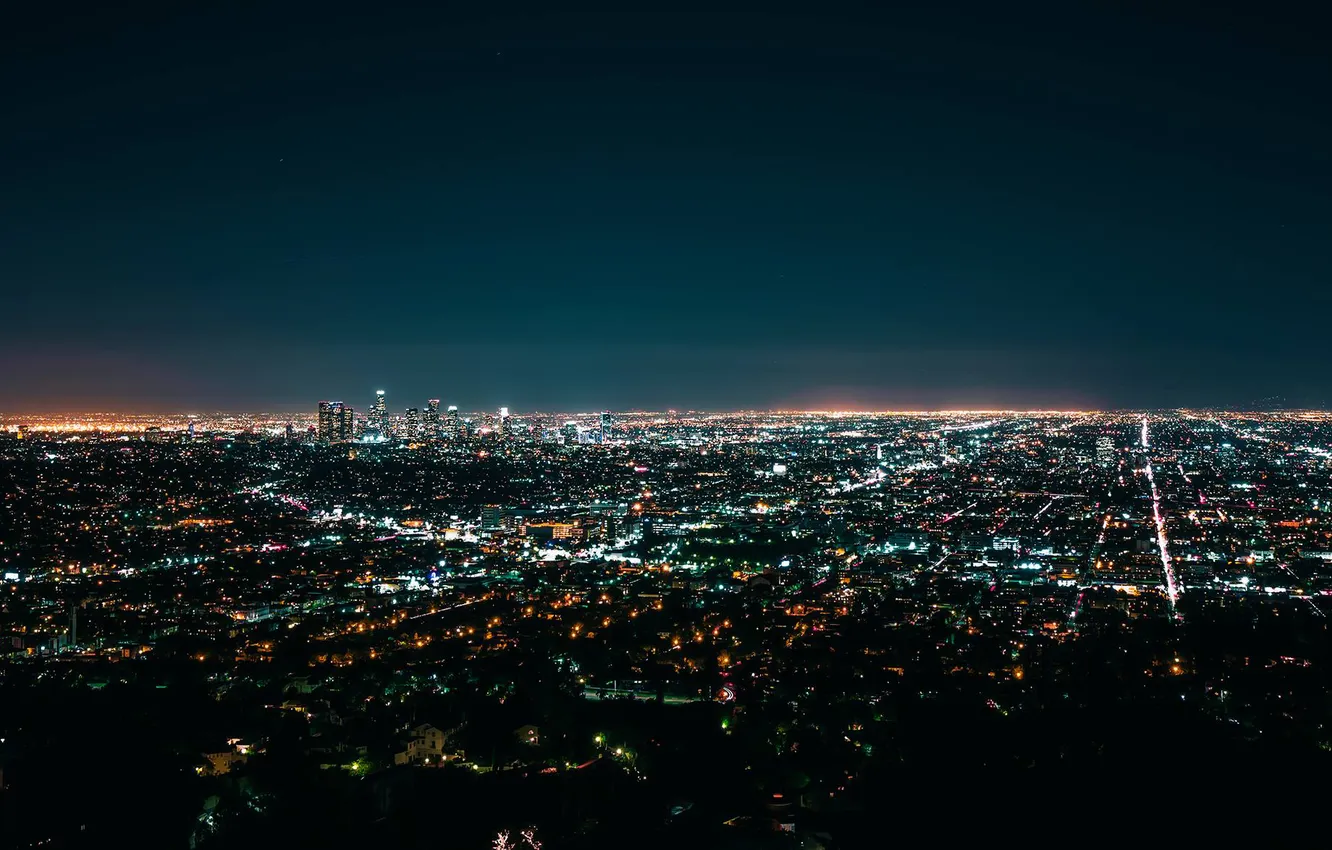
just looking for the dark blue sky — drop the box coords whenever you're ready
[3,4,1329,411]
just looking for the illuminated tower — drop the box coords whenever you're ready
[599,411,613,444]
[561,421,579,444]
[405,407,421,439]
[498,406,511,438]
[481,505,504,531]
[318,401,355,443]
[317,401,339,443]
[446,405,461,439]
[425,399,441,438]
[1096,436,1115,467]
[372,390,387,435]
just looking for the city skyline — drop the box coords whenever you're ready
[7,3,1332,845]
[6,401,1332,420]
[1,382,1327,420]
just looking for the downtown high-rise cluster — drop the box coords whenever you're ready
[315,390,613,445]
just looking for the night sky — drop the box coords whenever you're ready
[3,4,1329,412]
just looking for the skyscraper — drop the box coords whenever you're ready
[446,405,462,439]
[599,411,613,444]
[1096,436,1115,467]
[372,390,387,435]
[318,401,338,443]
[405,407,421,439]
[498,406,511,438]
[425,399,441,438]
[561,421,579,444]
[319,401,356,443]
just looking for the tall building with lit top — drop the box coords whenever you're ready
[599,411,613,444]
[404,407,421,439]
[446,405,461,439]
[498,407,511,438]
[425,399,441,438]
[372,390,387,435]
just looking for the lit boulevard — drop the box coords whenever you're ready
[1142,417,1181,612]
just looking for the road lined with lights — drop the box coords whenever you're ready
[931,500,979,530]
[1142,417,1181,613]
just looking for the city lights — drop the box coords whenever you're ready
[5,406,1331,844]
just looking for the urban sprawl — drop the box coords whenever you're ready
[4,404,1332,847]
